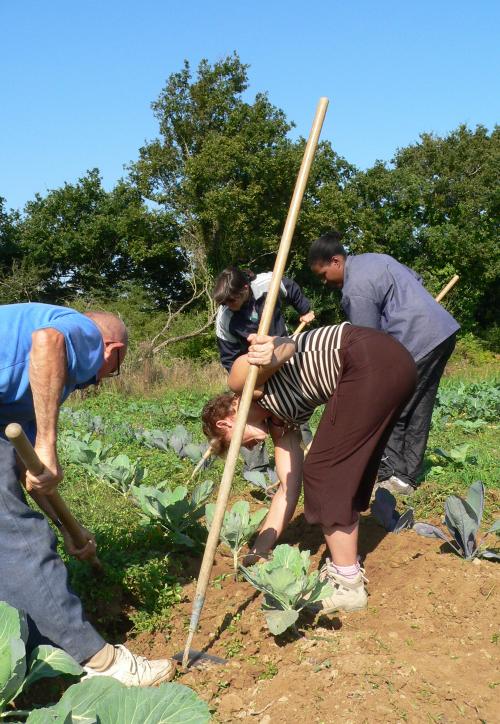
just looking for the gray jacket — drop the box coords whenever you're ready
[341,254,460,361]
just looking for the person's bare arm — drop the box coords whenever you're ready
[26,328,67,495]
[247,427,303,557]
[228,335,296,394]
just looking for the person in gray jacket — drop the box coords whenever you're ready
[308,231,460,494]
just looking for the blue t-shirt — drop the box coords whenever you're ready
[0,303,104,434]
[341,254,460,361]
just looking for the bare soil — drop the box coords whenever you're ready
[130,509,500,723]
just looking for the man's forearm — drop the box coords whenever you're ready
[29,328,67,447]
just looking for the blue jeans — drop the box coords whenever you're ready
[0,438,105,663]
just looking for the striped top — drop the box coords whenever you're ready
[259,323,350,425]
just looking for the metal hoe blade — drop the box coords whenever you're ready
[173,649,227,669]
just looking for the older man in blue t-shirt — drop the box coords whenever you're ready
[0,303,175,686]
[309,232,460,495]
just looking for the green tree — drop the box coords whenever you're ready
[128,53,354,278]
[0,197,20,256]
[18,170,186,304]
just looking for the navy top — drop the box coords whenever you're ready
[341,254,460,362]
[216,273,311,371]
[0,303,104,437]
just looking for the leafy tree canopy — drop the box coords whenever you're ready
[17,170,187,305]
[128,53,354,273]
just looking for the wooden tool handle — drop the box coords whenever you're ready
[434,274,459,303]
[5,423,102,571]
[293,320,307,335]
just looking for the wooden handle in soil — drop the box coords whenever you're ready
[5,423,102,572]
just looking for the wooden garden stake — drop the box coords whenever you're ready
[181,97,329,669]
[5,422,103,572]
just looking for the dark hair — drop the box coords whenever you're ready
[308,230,346,266]
[201,392,238,455]
[213,267,255,305]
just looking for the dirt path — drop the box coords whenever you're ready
[131,511,499,723]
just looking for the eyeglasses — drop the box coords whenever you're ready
[108,348,121,377]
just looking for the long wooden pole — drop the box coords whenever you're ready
[5,423,103,572]
[181,97,329,668]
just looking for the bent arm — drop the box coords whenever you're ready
[249,428,303,556]
[228,335,296,393]
[282,277,311,315]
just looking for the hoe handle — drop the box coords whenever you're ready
[434,274,459,303]
[292,320,308,335]
[5,423,102,572]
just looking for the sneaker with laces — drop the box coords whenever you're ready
[315,559,368,614]
[377,475,414,495]
[83,645,176,687]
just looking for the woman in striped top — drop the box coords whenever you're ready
[202,324,416,613]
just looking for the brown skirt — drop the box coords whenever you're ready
[303,325,417,527]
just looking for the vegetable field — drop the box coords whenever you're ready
[5,376,500,722]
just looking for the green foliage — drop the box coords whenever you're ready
[131,479,214,549]
[240,544,333,635]
[62,432,146,495]
[17,170,187,304]
[136,423,208,462]
[205,500,268,577]
[414,481,500,560]
[122,558,182,633]
[129,53,352,276]
[433,379,500,425]
[0,601,82,716]
[26,676,211,723]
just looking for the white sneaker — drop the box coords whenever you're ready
[84,645,176,687]
[315,560,368,614]
[377,475,414,495]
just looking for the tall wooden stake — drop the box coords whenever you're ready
[181,98,329,668]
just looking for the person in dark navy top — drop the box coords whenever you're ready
[213,267,315,472]
[214,267,315,372]
[309,231,460,494]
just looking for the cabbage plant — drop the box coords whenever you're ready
[131,480,214,549]
[205,501,268,578]
[243,468,279,497]
[92,454,146,495]
[240,544,333,635]
[371,488,415,533]
[26,676,211,723]
[414,481,500,560]
[137,424,208,463]
[0,601,82,717]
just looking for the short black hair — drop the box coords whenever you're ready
[308,230,346,266]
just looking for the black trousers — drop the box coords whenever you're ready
[378,334,457,489]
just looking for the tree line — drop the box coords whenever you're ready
[1,53,498,338]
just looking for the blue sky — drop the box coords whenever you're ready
[1,0,498,212]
